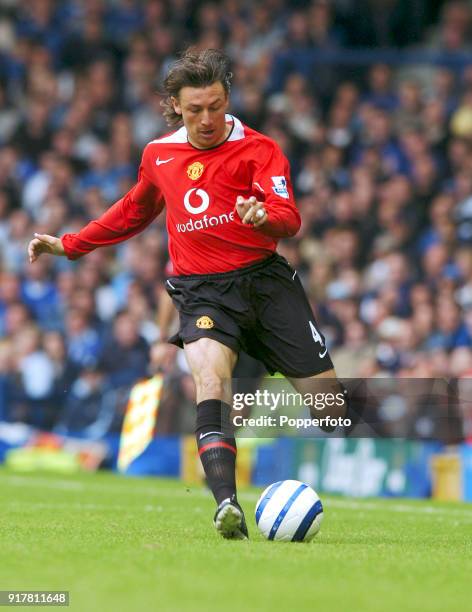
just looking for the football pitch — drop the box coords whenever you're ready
[0,469,471,612]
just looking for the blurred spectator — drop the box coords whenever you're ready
[54,366,111,436]
[12,324,56,427]
[43,330,78,410]
[20,257,61,329]
[99,310,149,388]
[362,64,397,111]
[65,308,102,369]
[10,98,52,164]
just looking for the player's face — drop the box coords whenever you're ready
[172,82,230,149]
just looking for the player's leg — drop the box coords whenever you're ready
[287,367,346,420]
[184,336,237,404]
[247,256,363,432]
[184,337,248,539]
[288,368,367,434]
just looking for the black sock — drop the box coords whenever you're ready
[195,399,237,505]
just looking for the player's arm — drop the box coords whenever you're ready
[60,172,164,260]
[235,140,301,238]
[29,155,164,263]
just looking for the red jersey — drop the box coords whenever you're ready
[62,115,301,275]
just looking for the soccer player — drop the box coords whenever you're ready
[28,49,349,540]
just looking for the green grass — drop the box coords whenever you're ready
[0,469,471,612]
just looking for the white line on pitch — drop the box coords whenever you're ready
[2,473,471,519]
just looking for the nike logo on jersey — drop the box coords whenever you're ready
[318,347,328,358]
[199,431,223,440]
[156,157,174,166]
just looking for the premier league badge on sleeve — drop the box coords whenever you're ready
[271,176,289,199]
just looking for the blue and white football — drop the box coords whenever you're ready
[255,480,323,542]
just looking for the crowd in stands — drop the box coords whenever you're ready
[0,0,471,435]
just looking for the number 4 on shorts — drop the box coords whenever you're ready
[309,320,328,358]
[309,320,324,345]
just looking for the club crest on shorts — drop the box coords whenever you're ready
[187,161,204,180]
[196,315,214,329]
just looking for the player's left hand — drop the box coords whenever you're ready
[150,342,177,374]
[236,196,268,228]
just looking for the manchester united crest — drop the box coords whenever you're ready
[196,316,214,329]
[187,161,204,180]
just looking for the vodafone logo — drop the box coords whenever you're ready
[177,187,233,233]
[184,188,210,214]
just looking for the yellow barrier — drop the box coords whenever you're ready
[117,375,163,472]
[431,454,462,501]
[181,435,252,488]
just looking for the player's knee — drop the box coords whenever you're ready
[194,371,227,401]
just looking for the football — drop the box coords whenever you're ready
[255,480,324,542]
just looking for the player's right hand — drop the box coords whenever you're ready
[235,196,267,227]
[28,233,66,263]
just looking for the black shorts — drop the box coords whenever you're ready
[166,254,333,378]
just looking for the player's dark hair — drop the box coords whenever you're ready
[161,48,232,126]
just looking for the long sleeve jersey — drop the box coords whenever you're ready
[62,115,301,275]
